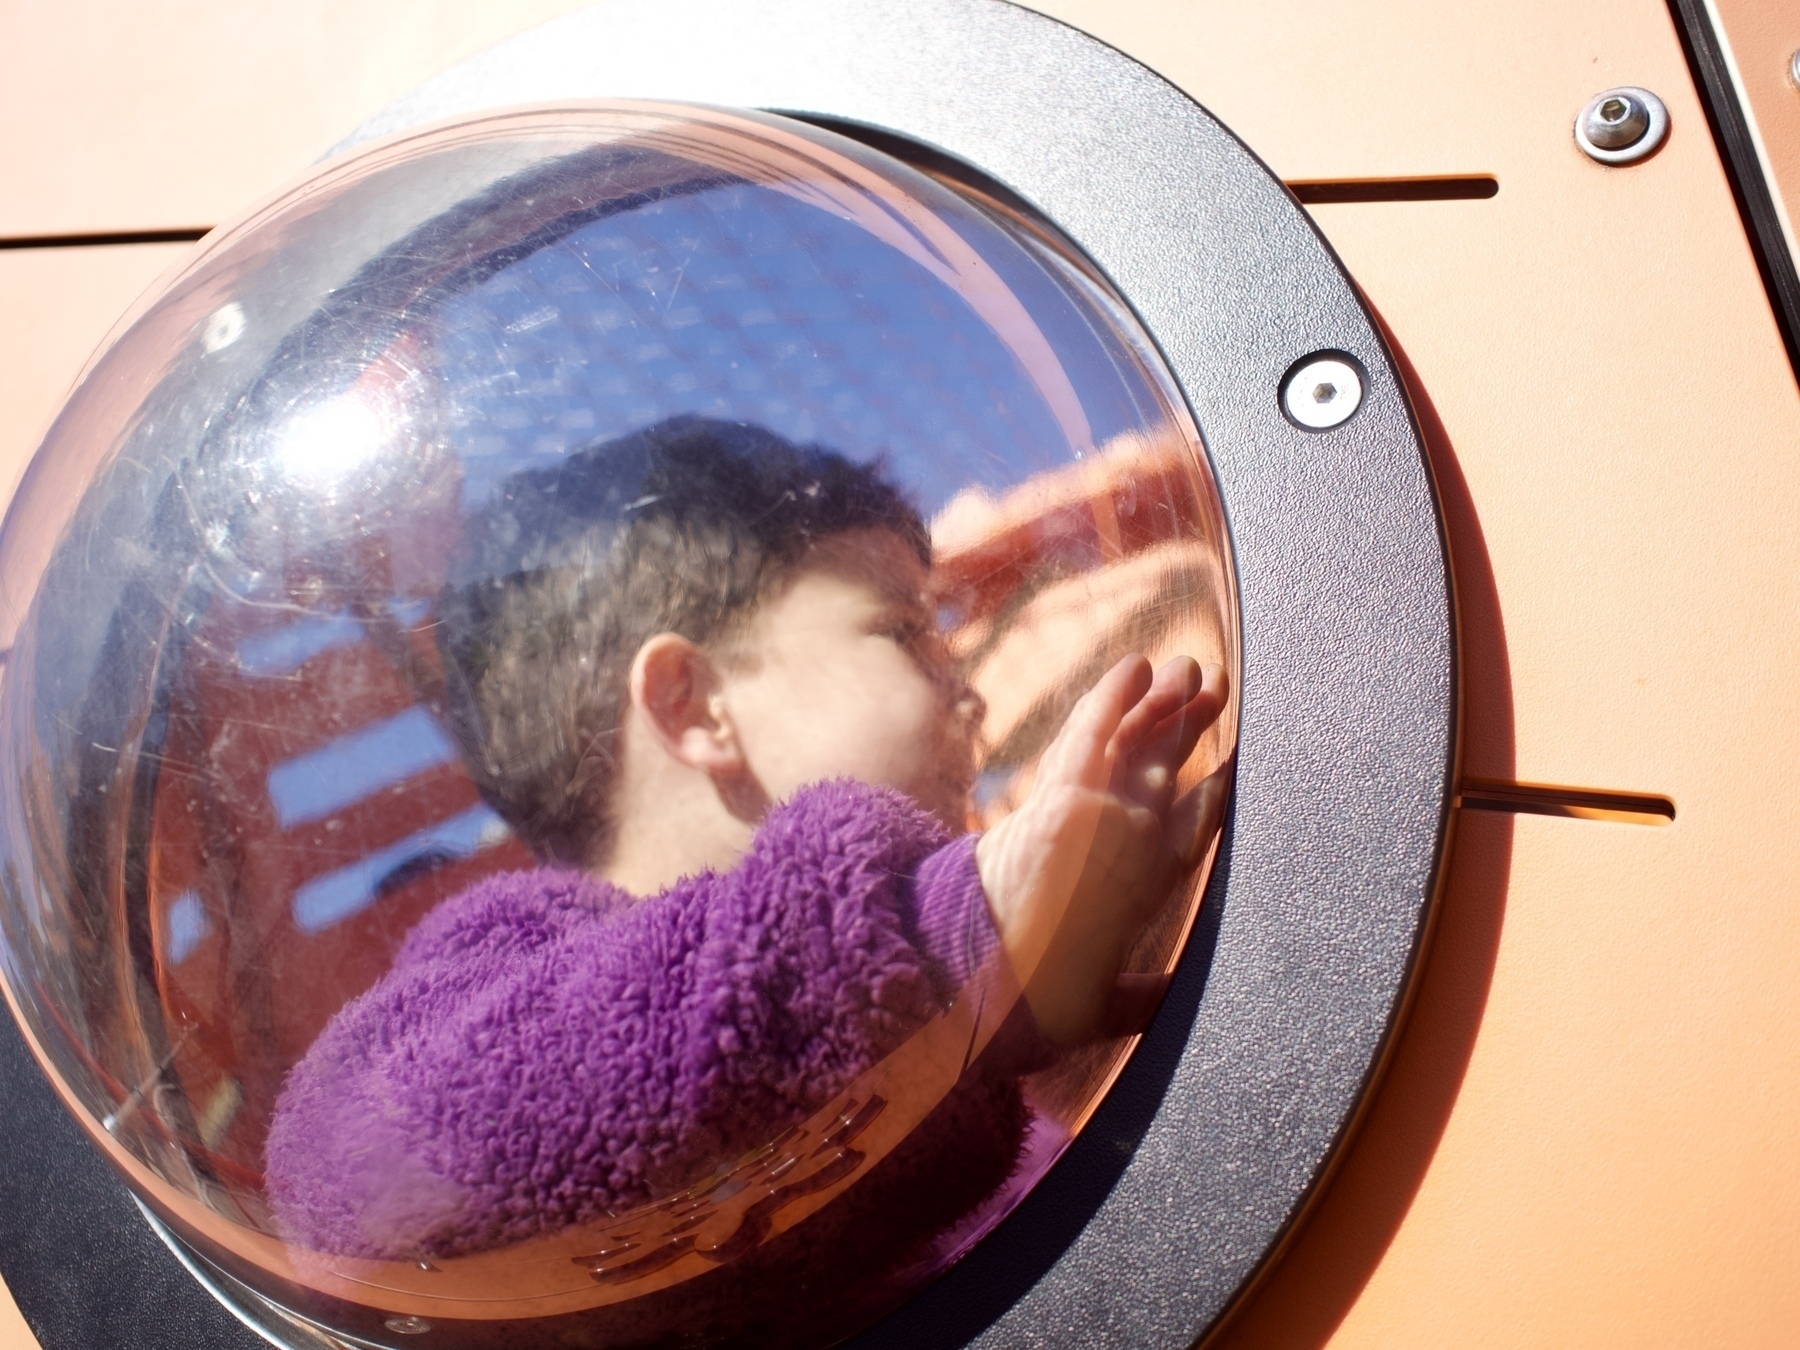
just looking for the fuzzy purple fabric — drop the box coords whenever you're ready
[263,778,1005,1261]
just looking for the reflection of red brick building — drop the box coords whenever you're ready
[143,540,530,1211]
[934,430,1235,824]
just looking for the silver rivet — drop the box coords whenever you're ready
[384,1315,431,1334]
[1281,354,1364,430]
[1790,50,1800,89]
[1575,87,1668,165]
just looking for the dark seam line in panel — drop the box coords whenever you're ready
[1286,177,1498,203]
[0,228,211,251]
[1459,778,1676,824]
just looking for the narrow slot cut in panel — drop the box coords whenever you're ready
[1287,176,1499,204]
[1459,778,1675,826]
[0,228,212,251]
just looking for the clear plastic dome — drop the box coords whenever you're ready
[0,103,1237,1346]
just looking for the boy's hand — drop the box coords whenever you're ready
[974,655,1229,1044]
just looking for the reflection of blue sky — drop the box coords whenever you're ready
[236,611,363,676]
[235,600,430,677]
[291,804,509,934]
[427,181,1161,518]
[165,890,208,964]
[266,706,457,830]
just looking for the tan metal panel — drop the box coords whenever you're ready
[1027,0,1682,180]
[1354,810,1800,1346]
[0,1273,34,1350]
[0,0,595,237]
[1301,173,1797,796]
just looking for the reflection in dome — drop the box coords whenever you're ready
[0,104,1237,1346]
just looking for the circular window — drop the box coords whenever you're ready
[0,102,1238,1347]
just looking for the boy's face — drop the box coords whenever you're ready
[717,528,983,829]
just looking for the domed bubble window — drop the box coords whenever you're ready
[0,103,1237,1346]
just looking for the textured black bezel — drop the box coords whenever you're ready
[0,2,1456,1346]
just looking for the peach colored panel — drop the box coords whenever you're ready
[1357,812,1796,1345]
[1302,174,1799,799]
[1036,0,1643,180]
[0,244,193,508]
[0,1272,35,1350]
[0,0,596,237]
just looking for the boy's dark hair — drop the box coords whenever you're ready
[436,416,929,867]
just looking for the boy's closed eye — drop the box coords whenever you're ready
[867,601,931,647]
[883,618,930,648]
[880,612,959,683]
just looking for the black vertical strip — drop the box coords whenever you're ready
[0,1007,259,1349]
[1667,0,1800,383]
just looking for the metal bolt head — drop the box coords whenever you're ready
[1575,87,1669,165]
[385,1315,432,1334]
[1790,49,1800,89]
[1281,354,1364,430]
[1583,93,1651,149]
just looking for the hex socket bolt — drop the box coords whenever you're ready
[1575,87,1669,165]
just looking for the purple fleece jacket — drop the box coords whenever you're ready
[264,778,1008,1261]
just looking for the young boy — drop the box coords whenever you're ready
[265,417,1226,1283]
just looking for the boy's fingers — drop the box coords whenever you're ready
[1108,657,1200,801]
[1168,755,1234,869]
[1142,663,1228,772]
[1041,655,1153,791]
[1117,663,1227,803]
[1113,656,1202,753]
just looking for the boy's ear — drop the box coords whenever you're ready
[628,634,743,773]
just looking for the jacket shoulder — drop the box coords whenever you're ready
[393,865,616,970]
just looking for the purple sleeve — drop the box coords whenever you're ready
[265,778,971,1259]
[910,833,1002,993]
[911,834,1058,1075]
